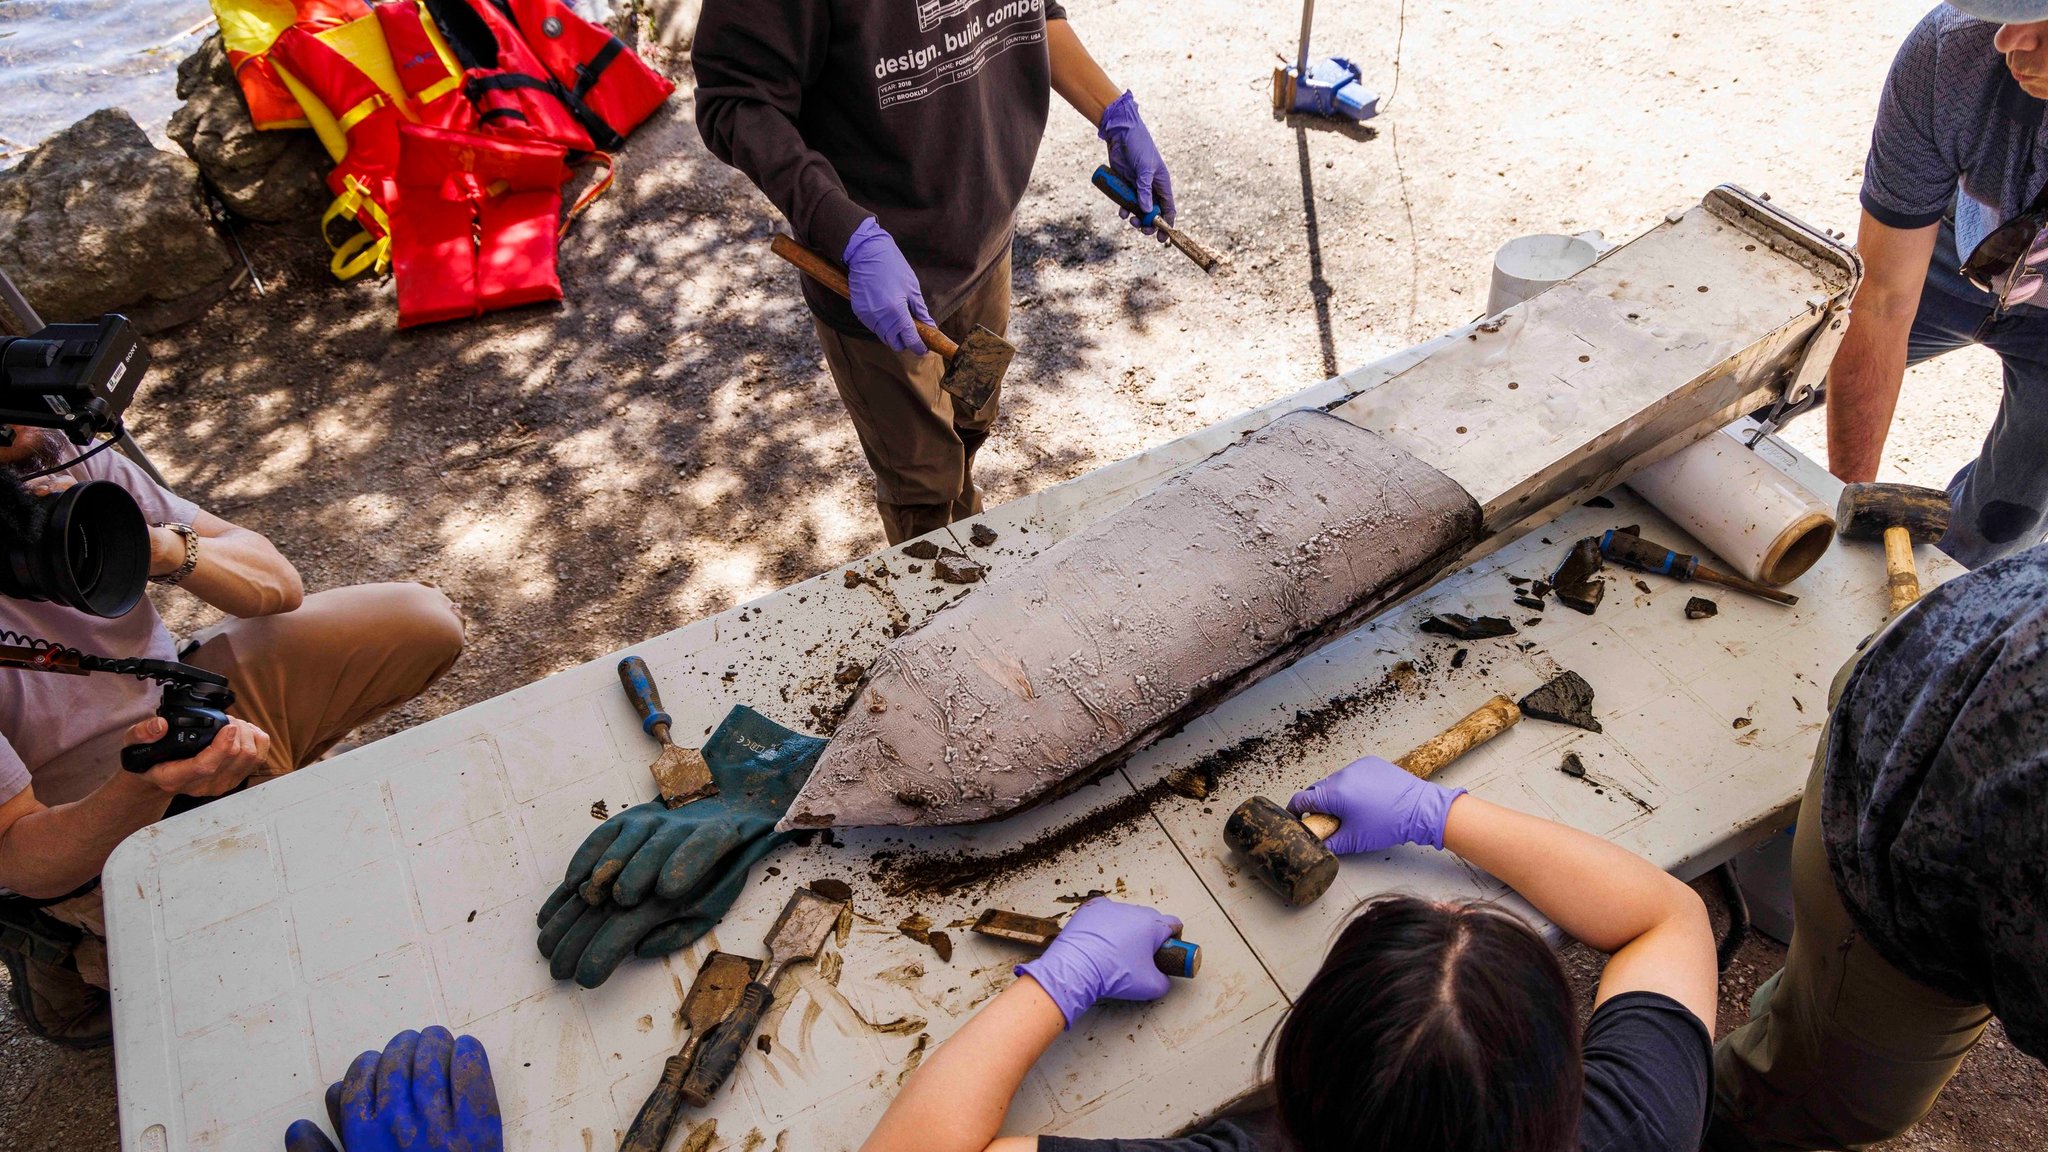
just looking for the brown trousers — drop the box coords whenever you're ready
[43,582,465,988]
[814,254,1010,544]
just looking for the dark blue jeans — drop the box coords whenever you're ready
[1907,222,2048,566]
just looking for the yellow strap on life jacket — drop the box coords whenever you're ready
[336,91,388,134]
[320,176,393,281]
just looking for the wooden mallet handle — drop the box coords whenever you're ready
[769,234,960,358]
[1883,524,1921,616]
[1298,694,1524,843]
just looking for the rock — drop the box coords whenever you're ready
[0,109,237,332]
[1519,670,1601,733]
[1550,536,1603,589]
[1685,596,1718,620]
[968,523,998,547]
[933,554,985,584]
[167,34,330,224]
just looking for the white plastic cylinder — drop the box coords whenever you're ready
[1625,429,1836,587]
[1486,233,1602,315]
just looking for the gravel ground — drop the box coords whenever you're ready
[2,0,2041,1146]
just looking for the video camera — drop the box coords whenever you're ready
[0,314,153,618]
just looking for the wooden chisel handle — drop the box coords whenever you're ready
[769,234,960,359]
[1297,694,1522,843]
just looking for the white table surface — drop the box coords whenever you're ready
[102,346,1956,1151]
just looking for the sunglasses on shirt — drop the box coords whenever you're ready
[1962,206,2048,310]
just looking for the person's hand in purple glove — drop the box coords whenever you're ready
[1098,91,1174,241]
[843,217,934,355]
[1288,755,1467,856]
[1015,897,1182,1028]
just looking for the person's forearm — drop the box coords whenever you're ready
[1443,795,1715,1025]
[1443,796,1695,955]
[860,978,1064,1152]
[1826,210,1937,484]
[1047,19,1123,125]
[1824,312,1914,484]
[0,774,169,898]
[156,523,303,617]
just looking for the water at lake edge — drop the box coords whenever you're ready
[0,0,215,164]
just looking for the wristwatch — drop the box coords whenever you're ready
[151,522,200,586]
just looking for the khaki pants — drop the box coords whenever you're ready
[40,582,465,990]
[815,254,1010,544]
[1709,686,1993,1149]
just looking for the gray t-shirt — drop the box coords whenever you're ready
[0,448,198,806]
[1862,6,2048,267]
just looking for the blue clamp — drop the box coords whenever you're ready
[1287,56,1378,122]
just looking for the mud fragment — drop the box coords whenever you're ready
[1450,648,1468,669]
[589,800,608,820]
[1555,579,1604,615]
[1634,579,1653,595]
[968,523,999,547]
[679,1121,719,1152]
[833,662,865,686]
[928,930,953,963]
[1559,751,1587,778]
[1514,595,1546,612]
[933,554,986,584]
[1583,495,1616,509]
[807,878,853,903]
[1420,613,1516,640]
[897,913,933,944]
[901,540,941,560]
[757,1034,773,1055]
[1520,670,1601,733]
[842,570,863,588]
[1733,717,1752,729]
[1685,596,1718,620]
[1551,536,1604,589]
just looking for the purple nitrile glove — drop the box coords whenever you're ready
[1288,755,1467,855]
[1015,897,1182,1028]
[1098,91,1175,240]
[843,217,934,355]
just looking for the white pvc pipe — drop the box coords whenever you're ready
[1626,427,1837,587]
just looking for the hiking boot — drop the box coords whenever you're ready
[0,944,112,1049]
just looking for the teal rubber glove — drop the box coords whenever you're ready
[283,1027,501,1152]
[534,706,824,987]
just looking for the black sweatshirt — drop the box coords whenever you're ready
[693,0,1066,336]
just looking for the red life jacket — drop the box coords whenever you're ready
[269,24,407,278]
[420,0,594,151]
[499,0,675,150]
[373,0,477,132]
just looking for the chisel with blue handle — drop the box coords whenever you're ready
[1599,529,1798,606]
[1090,165,1225,273]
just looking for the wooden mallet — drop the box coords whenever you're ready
[1224,694,1524,906]
[1835,482,1950,616]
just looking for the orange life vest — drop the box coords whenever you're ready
[374,0,477,132]
[270,22,409,278]
[210,0,372,130]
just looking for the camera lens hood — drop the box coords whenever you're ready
[1,479,150,617]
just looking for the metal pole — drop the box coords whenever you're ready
[1295,0,1316,82]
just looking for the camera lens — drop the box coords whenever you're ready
[0,479,149,617]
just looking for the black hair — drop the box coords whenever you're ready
[1271,895,1582,1152]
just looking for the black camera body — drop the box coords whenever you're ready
[0,315,148,447]
[119,672,235,774]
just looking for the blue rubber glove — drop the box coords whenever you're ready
[844,217,934,354]
[1015,898,1182,1028]
[1287,755,1467,855]
[1098,91,1174,239]
[283,1027,502,1152]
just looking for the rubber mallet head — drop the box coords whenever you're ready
[1836,483,1950,614]
[1224,796,1340,906]
[1835,483,1950,544]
